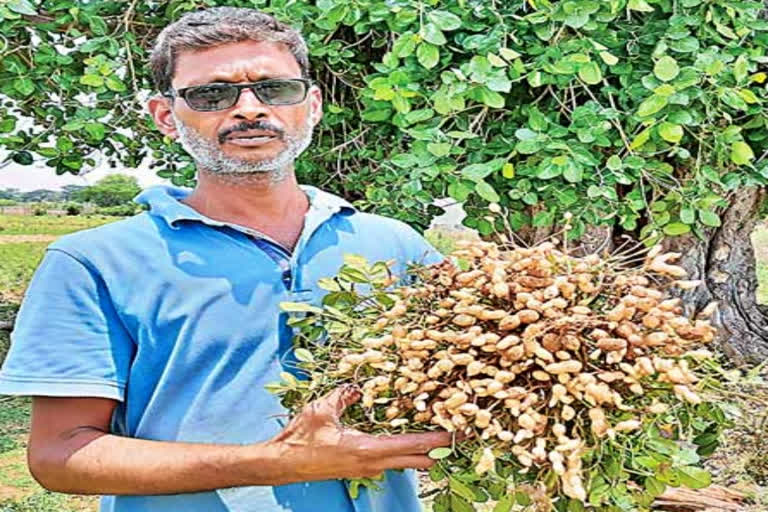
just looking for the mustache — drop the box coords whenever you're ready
[218,121,285,144]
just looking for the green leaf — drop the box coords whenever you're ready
[106,77,127,92]
[477,88,505,108]
[658,122,683,143]
[579,61,602,85]
[428,447,453,460]
[427,10,462,31]
[280,302,324,314]
[405,108,434,124]
[475,181,500,202]
[6,0,37,15]
[449,477,477,502]
[663,222,690,236]
[628,0,654,11]
[427,143,452,157]
[638,94,668,117]
[630,127,652,149]
[721,90,748,111]
[738,89,759,104]
[84,122,106,141]
[493,495,514,512]
[502,163,515,179]
[733,55,748,83]
[294,348,314,362]
[462,163,494,180]
[500,47,521,60]
[89,17,109,36]
[80,74,105,87]
[13,77,35,97]
[654,56,680,81]
[421,23,447,46]
[699,210,721,227]
[417,42,440,69]
[600,51,619,66]
[450,495,474,512]
[487,53,506,67]
[563,164,583,183]
[645,476,666,498]
[731,141,754,165]
[680,207,695,224]
[0,117,16,133]
[677,466,711,489]
[392,32,417,58]
[11,151,33,165]
[606,155,622,170]
[62,120,85,132]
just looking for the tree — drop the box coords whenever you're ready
[1,0,767,361]
[20,189,61,202]
[0,188,21,201]
[75,174,141,207]
[61,184,87,202]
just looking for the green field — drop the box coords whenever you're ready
[0,244,48,302]
[0,215,115,237]
[0,215,112,511]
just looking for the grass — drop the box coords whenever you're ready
[0,244,48,303]
[0,215,113,511]
[0,215,115,237]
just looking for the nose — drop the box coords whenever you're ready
[231,86,269,121]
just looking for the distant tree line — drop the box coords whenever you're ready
[0,174,143,216]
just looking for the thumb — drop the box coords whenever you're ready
[318,384,361,421]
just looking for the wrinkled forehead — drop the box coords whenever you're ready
[172,40,302,89]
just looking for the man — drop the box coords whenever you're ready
[0,7,452,512]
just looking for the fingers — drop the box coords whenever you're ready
[315,384,361,420]
[370,431,454,457]
[381,455,438,471]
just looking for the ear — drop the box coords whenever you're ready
[308,85,323,127]
[147,95,178,139]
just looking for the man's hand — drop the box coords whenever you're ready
[265,384,453,484]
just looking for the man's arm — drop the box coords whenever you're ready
[29,386,451,495]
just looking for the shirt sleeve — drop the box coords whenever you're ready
[0,248,134,400]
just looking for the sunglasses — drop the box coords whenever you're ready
[164,78,313,112]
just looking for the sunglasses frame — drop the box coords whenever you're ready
[164,78,313,112]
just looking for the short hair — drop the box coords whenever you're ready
[149,7,310,93]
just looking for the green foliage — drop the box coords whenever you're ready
[94,204,140,216]
[73,174,141,207]
[63,202,81,215]
[0,1,767,235]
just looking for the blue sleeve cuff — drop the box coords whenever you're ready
[0,374,124,401]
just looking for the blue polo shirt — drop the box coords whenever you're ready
[0,185,441,512]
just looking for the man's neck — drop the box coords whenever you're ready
[181,169,310,251]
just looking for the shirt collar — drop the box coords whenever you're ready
[134,184,355,230]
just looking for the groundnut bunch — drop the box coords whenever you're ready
[279,239,717,505]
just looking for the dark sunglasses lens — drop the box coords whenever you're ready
[257,81,307,105]
[185,84,239,111]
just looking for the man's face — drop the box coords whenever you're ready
[148,40,322,179]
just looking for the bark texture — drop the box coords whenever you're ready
[665,188,768,364]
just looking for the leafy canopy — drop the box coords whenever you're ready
[0,0,767,239]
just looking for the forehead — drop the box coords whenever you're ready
[172,40,301,88]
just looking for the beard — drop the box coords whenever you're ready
[172,113,314,183]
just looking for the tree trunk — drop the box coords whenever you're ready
[664,188,768,364]
[512,187,768,364]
